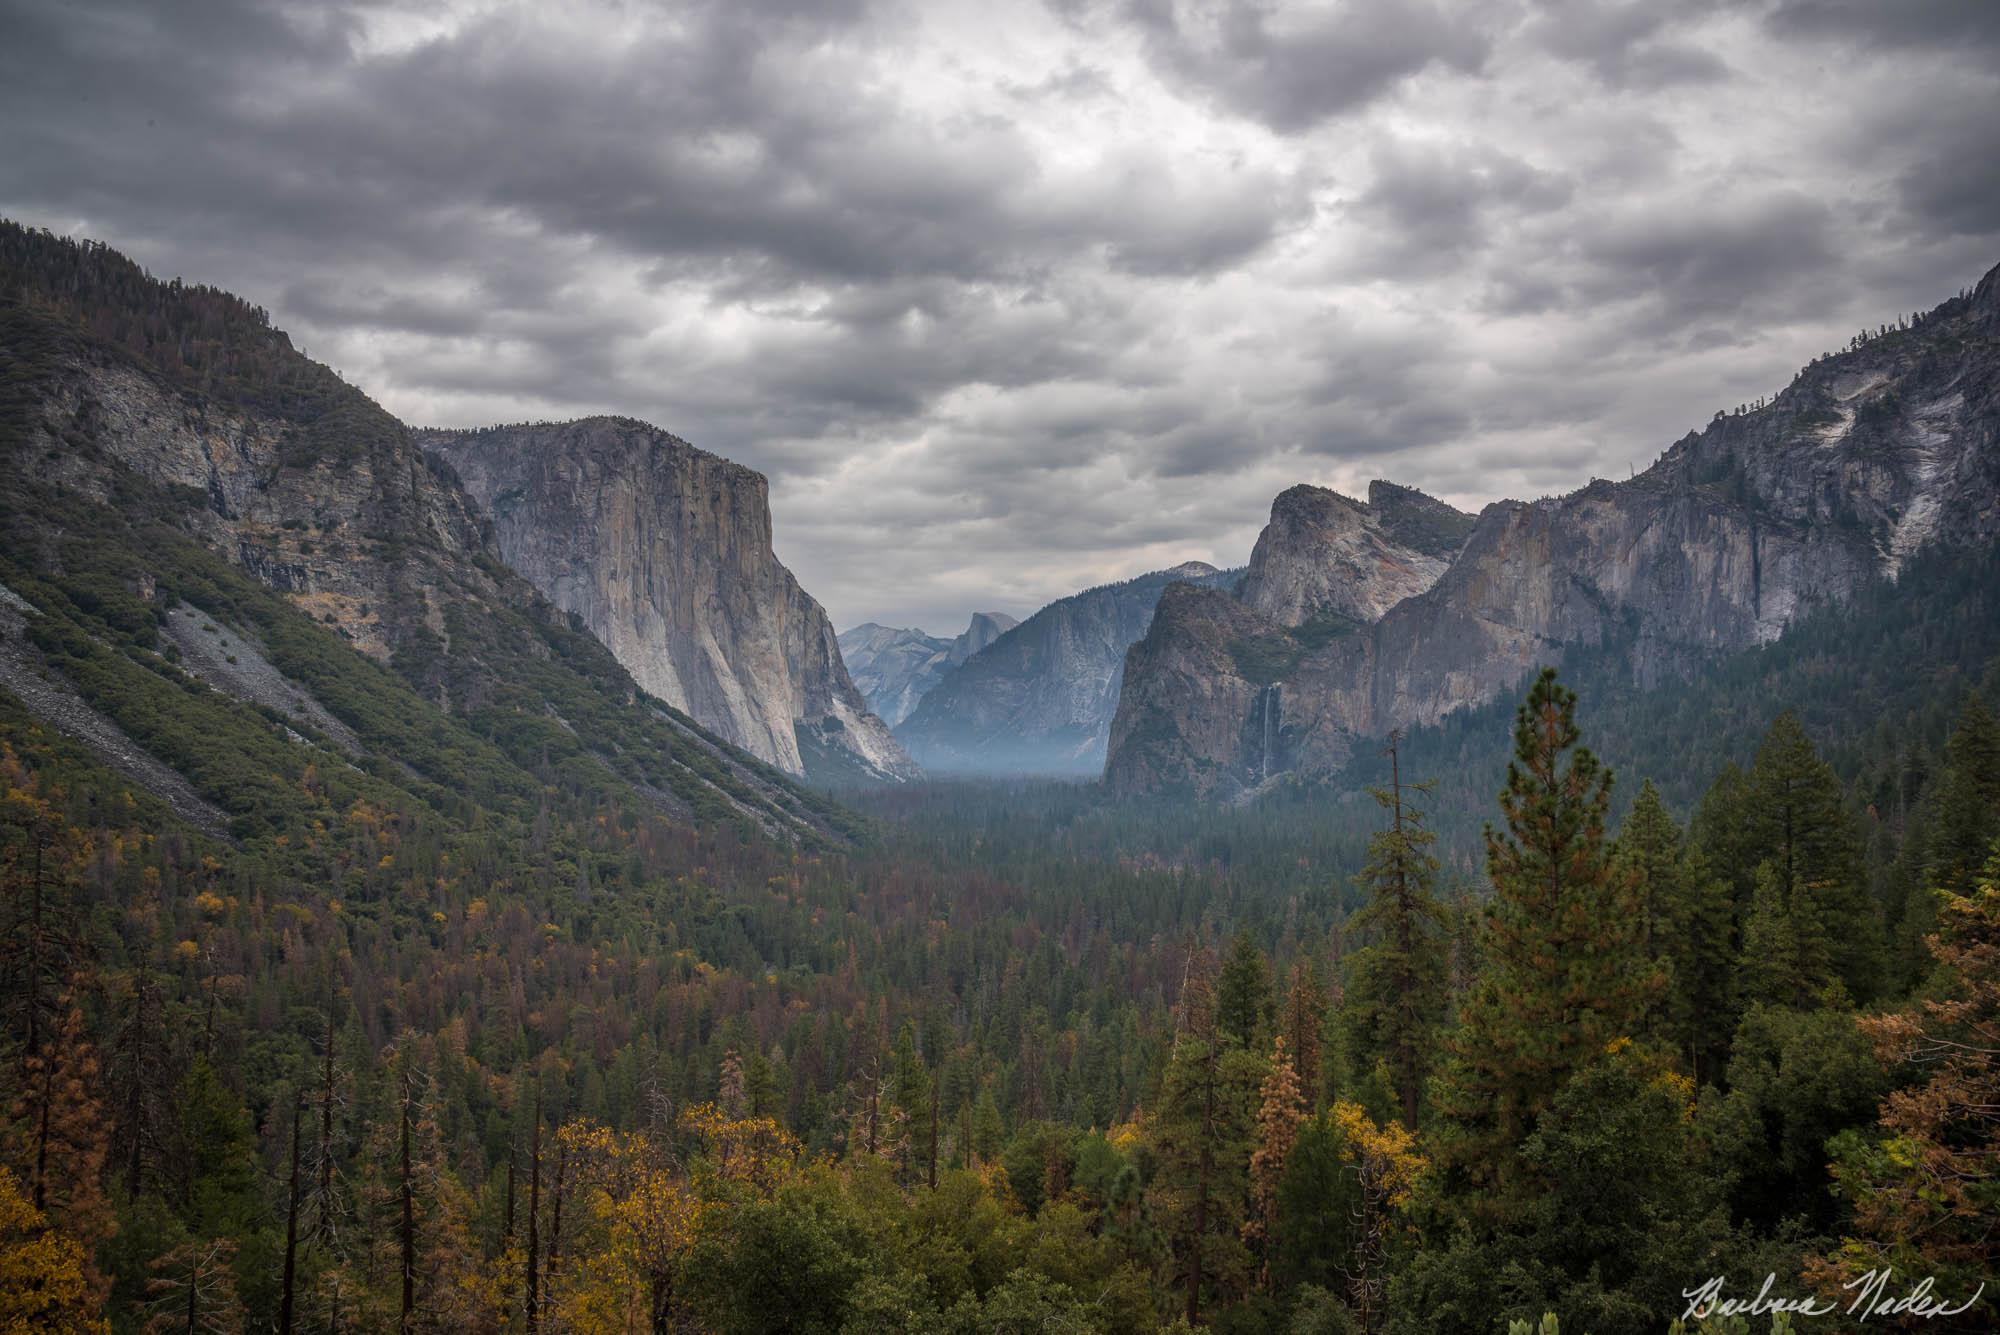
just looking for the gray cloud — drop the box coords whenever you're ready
[1767,0,2000,52]
[2,0,1997,633]
[1126,0,1493,132]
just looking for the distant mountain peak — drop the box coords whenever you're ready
[1109,260,2000,799]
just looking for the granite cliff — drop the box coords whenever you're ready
[897,561,1237,774]
[0,222,863,841]
[1108,261,2000,797]
[838,612,1018,728]
[420,419,916,782]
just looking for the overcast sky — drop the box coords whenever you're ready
[4,1,1997,632]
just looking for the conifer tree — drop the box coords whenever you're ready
[141,1237,244,1335]
[1215,932,1274,1049]
[888,1022,934,1186]
[1433,669,1660,1225]
[4,999,112,1263]
[1617,781,1735,1080]
[1692,760,1757,905]
[717,1050,747,1119]
[1343,732,1448,1127]
[1280,959,1328,1112]
[1154,945,1264,1326]
[1812,847,2000,1325]
[1245,1034,1306,1282]
[1737,861,1840,1010]
[1743,712,1881,998]
[1903,695,2000,982]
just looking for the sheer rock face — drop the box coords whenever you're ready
[895,561,1237,774]
[40,353,487,668]
[1108,261,2000,798]
[839,612,1019,728]
[420,417,916,782]
[1237,482,1473,627]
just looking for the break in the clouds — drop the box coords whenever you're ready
[3,0,1997,632]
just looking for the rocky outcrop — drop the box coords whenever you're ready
[1237,482,1474,627]
[420,418,917,782]
[1104,486,1472,795]
[1108,260,2000,797]
[896,561,1237,774]
[0,221,869,841]
[839,611,1019,727]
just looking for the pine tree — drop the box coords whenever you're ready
[1904,695,2000,983]
[1692,761,1757,906]
[1433,669,1661,1226]
[717,1050,747,1119]
[1811,847,2000,1327]
[1737,861,1841,1010]
[1280,959,1329,1112]
[0,781,87,1069]
[141,1237,244,1335]
[1617,782,1735,1081]
[3,1000,113,1293]
[1743,712,1881,998]
[1246,1035,1306,1285]
[968,1085,1005,1165]
[1342,732,1448,1127]
[1215,932,1274,1050]
[1154,945,1264,1325]
[888,1022,934,1187]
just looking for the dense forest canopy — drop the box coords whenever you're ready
[1,224,1997,1334]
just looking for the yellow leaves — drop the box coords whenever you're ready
[174,940,199,962]
[0,1167,108,1335]
[555,1119,705,1297]
[679,1103,803,1196]
[1329,1100,1427,1209]
[1106,1117,1145,1154]
[1651,1067,1698,1117]
[192,890,227,918]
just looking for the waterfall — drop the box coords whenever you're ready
[1255,683,1281,783]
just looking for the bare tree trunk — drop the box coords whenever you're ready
[279,1096,302,1335]
[525,1093,542,1334]
[927,1080,940,1190]
[399,1089,414,1333]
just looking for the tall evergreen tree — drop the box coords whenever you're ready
[1743,712,1881,998]
[1692,760,1758,910]
[1154,946,1263,1326]
[1737,861,1840,1010]
[1215,932,1273,1050]
[1433,669,1660,1226]
[1616,782,1735,1081]
[1903,695,2000,983]
[1342,732,1448,1127]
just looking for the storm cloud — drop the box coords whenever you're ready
[3,0,1996,631]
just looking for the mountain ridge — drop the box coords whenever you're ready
[418,416,916,782]
[0,220,864,842]
[895,560,1239,774]
[1107,258,2000,797]
[838,611,1019,728]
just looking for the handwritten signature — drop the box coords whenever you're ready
[1682,1270,1986,1323]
